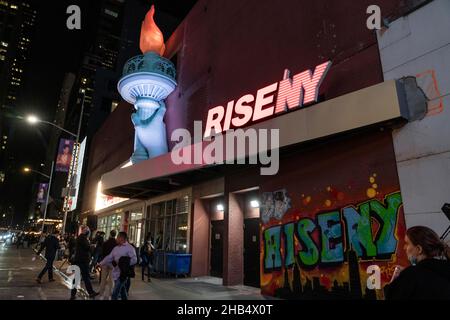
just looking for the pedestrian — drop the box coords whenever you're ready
[384,226,450,299]
[140,233,154,282]
[100,232,137,300]
[70,225,99,300]
[23,233,29,248]
[35,230,60,283]
[67,233,76,263]
[37,232,46,251]
[16,232,23,249]
[98,230,117,300]
[90,231,104,273]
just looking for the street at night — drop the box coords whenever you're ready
[0,0,450,315]
[0,244,267,300]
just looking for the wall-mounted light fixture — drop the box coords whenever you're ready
[250,200,260,208]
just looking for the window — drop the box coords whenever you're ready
[98,213,122,233]
[147,196,189,253]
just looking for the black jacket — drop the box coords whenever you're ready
[384,259,450,300]
[118,256,135,281]
[93,234,104,252]
[37,235,60,260]
[68,237,76,257]
[73,233,91,265]
[101,238,117,260]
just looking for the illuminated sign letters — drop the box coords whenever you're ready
[204,61,332,137]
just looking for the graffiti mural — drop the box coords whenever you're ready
[259,131,408,300]
[261,189,291,223]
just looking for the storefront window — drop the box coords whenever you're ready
[148,196,189,253]
[128,208,144,245]
[97,213,122,234]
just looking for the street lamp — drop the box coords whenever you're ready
[26,115,39,124]
[23,166,50,179]
[25,114,78,138]
[22,90,86,234]
[24,162,54,233]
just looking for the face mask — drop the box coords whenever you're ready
[408,255,417,266]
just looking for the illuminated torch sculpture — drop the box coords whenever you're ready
[118,5,177,163]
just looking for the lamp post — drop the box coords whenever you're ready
[23,89,85,234]
[24,161,54,233]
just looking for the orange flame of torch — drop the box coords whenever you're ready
[140,5,166,56]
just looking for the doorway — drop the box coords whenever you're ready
[244,217,260,288]
[210,220,224,277]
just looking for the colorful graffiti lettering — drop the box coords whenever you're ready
[263,192,402,271]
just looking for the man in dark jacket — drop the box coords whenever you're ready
[70,225,99,300]
[36,230,60,283]
[67,233,76,263]
[90,231,105,273]
[384,259,450,299]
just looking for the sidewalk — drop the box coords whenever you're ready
[118,276,271,300]
[0,245,71,300]
[48,251,271,300]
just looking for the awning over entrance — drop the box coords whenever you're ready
[101,79,426,198]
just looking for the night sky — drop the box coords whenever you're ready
[2,0,197,227]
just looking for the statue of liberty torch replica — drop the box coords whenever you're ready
[118,5,177,164]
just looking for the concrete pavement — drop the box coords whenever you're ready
[0,244,270,300]
[0,243,69,300]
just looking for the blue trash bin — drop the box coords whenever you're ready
[166,253,191,277]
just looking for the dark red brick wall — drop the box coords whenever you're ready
[82,0,409,214]
[164,0,408,147]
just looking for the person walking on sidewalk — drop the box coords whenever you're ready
[90,231,105,273]
[36,232,46,251]
[35,230,60,283]
[98,230,117,299]
[140,233,154,282]
[384,226,450,299]
[70,225,99,300]
[67,233,76,263]
[100,232,137,300]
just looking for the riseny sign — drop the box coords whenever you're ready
[204,61,332,137]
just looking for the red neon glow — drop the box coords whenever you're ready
[204,61,332,138]
[223,100,235,132]
[140,5,166,55]
[204,105,225,138]
[231,94,254,128]
[275,61,331,113]
[252,82,278,122]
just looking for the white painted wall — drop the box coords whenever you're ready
[377,0,450,236]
